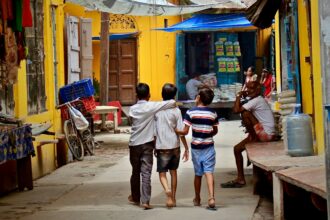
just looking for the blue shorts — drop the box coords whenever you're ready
[191,146,216,176]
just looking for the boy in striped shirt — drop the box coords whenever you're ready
[176,85,219,209]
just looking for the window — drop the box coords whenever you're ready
[26,0,47,114]
[0,69,14,115]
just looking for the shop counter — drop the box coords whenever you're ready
[178,100,235,119]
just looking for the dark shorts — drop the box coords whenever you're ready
[156,147,181,173]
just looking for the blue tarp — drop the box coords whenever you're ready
[92,32,138,41]
[157,14,255,32]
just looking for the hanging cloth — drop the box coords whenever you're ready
[16,31,25,64]
[0,18,5,61]
[4,22,18,83]
[0,0,14,21]
[22,0,32,27]
[14,0,23,32]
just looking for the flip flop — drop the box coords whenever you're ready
[220,180,245,188]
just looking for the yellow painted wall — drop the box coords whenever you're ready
[275,1,324,153]
[310,0,324,153]
[64,4,180,101]
[297,0,313,114]
[12,0,66,179]
[275,12,282,92]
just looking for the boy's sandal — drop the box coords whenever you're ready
[206,197,217,211]
[220,180,246,188]
[193,198,201,206]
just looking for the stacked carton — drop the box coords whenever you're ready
[277,90,296,145]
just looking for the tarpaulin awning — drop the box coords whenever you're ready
[65,0,247,16]
[92,32,138,41]
[156,14,255,32]
[246,0,281,29]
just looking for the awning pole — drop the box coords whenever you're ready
[100,12,110,129]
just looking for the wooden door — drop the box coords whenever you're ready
[66,16,81,83]
[109,38,137,105]
[80,18,93,79]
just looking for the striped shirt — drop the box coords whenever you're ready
[129,100,176,146]
[154,106,184,150]
[184,107,219,149]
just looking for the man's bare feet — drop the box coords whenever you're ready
[193,198,201,206]
[141,203,153,210]
[165,190,174,208]
[128,195,140,206]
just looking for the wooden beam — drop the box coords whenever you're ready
[100,12,110,128]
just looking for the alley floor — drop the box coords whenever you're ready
[0,121,273,220]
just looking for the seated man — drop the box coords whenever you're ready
[221,81,276,188]
[186,73,203,100]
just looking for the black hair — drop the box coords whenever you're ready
[198,85,214,105]
[192,72,202,78]
[248,66,255,72]
[162,83,177,101]
[136,83,150,100]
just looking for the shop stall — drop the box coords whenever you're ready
[0,0,36,195]
[159,14,266,119]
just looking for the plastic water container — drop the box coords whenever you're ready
[285,113,314,157]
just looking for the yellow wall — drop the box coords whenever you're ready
[13,0,66,179]
[297,0,313,114]
[275,1,324,153]
[64,4,180,101]
[310,0,324,153]
[275,12,282,92]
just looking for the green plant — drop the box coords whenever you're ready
[93,76,100,98]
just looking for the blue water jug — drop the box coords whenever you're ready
[286,113,314,157]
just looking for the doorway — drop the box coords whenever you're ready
[109,38,137,105]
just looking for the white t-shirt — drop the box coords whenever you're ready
[154,107,184,150]
[186,78,202,100]
[243,96,275,135]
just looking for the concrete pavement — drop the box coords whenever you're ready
[0,121,264,220]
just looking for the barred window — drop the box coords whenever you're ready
[25,0,47,114]
[0,70,14,115]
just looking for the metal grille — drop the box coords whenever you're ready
[26,0,47,115]
[0,63,14,115]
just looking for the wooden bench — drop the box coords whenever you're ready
[245,141,325,220]
[274,166,326,220]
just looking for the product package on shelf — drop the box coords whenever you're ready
[214,33,241,86]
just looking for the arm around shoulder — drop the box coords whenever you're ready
[175,124,190,136]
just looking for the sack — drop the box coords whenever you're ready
[68,105,89,130]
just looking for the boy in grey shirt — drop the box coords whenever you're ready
[154,83,189,208]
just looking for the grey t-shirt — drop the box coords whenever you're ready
[154,106,184,150]
[186,78,202,100]
[243,96,275,135]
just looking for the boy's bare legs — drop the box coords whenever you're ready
[159,172,174,207]
[193,175,202,206]
[169,170,177,206]
[205,173,215,208]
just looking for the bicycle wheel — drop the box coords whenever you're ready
[64,120,84,161]
[81,129,95,155]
